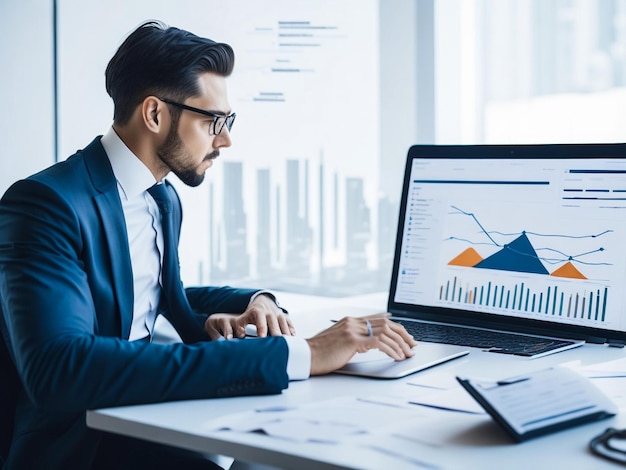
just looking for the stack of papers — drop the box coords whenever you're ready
[204,396,424,443]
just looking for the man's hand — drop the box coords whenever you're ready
[306,314,417,375]
[204,294,295,340]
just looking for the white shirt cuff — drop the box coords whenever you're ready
[283,336,311,380]
[250,290,288,313]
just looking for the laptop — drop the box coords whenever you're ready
[339,142,626,378]
[383,143,626,357]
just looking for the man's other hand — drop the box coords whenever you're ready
[306,314,417,375]
[204,294,295,340]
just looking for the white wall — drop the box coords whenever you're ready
[0,0,55,195]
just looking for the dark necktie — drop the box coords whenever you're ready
[148,182,204,342]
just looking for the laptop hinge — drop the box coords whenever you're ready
[608,340,625,348]
[585,336,606,344]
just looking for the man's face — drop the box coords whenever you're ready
[156,72,233,187]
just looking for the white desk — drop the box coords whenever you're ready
[88,293,626,469]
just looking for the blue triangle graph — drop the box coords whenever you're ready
[474,233,549,275]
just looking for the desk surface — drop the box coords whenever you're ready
[88,293,626,469]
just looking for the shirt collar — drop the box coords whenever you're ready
[101,126,159,200]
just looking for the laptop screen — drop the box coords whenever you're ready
[388,144,626,343]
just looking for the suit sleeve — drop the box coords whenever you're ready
[185,286,260,313]
[0,179,289,413]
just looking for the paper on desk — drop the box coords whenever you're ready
[203,396,423,444]
[356,387,485,415]
[390,412,506,449]
[565,356,626,378]
[351,433,442,469]
[205,396,441,468]
[589,377,626,411]
[561,357,626,411]
[397,369,485,414]
[407,387,485,414]
[407,370,464,390]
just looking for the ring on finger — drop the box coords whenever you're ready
[365,319,374,337]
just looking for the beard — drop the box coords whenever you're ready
[156,122,207,188]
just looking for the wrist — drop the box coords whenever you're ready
[250,291,289,314]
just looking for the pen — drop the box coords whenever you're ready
[496,377,530,386]
[255,406,293,412]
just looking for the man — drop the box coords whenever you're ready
[0,21,416,469]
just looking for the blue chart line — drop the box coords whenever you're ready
[439,276,608,322]
[446,206,613,277]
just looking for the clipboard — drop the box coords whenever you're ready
[456,366,617,442]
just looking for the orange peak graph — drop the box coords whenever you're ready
[448,247,588,280]
[550,261,587,280]
[448,248,483,267]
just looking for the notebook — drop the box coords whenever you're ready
[380,143,626,359]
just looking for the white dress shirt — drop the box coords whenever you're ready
[100,127,310,379]
[101,127,162,341]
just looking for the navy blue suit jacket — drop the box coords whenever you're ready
[0,137,289,469]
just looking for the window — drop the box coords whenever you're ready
[55,0,626,297]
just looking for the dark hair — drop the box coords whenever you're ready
[105,20,235,125]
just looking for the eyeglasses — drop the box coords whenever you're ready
[158,97,236,135]
[590,427,626,465]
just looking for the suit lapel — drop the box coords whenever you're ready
[82,138,134,339]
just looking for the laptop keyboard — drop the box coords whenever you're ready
[394,319,577,357]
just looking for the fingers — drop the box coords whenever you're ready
[208,294,296,340]
[249,313,294,338]
[274,311,295,336]
[233,321,247,339]
[205,323,222,341]
[358,315,417,360]
[244,296,295,337]
[376,326,415,360]
[204,314,237,340]
[221,322,235,340]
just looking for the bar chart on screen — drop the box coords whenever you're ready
[438,274,609,322]
[436,204,616,325]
